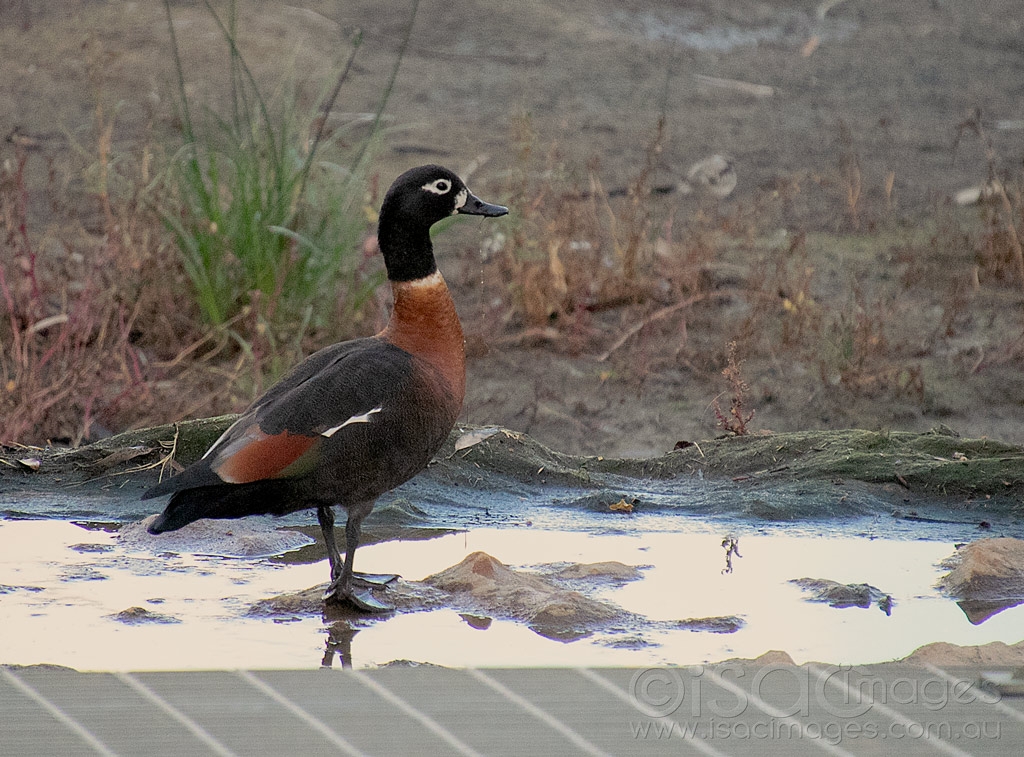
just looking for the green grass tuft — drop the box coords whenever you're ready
[157,0,416,354]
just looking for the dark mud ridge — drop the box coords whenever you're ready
[2,420,1023,536]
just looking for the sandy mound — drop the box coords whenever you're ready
[938,537,1024,624]
[939,537,1024,599]
[424,551,622,640]
[901,639,1024,667]
[250,551,628,640]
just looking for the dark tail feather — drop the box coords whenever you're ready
[147,482,292,534]
[142,464,222,500]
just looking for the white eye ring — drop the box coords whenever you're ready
[423,178,452,195]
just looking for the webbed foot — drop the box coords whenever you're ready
[323,576,394,613]
[352,572,399,586]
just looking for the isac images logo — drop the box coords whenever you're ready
[628,664,1003,745]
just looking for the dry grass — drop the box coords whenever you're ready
[712,340,755,435]
[0,17,390,447]
[492,114,729,365]
[1,141,180,445]
[2,106,267,445]
[955,110,1024,289]
[481,109,1024,431]
[817,286,925,401]
[4,95,1023,447]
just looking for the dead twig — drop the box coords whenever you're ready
[955,110,1024,288]
[597,292,725,362]
[694,74,774,98]
[490,327,561,350]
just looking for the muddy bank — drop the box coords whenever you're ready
[3,421,1024,529]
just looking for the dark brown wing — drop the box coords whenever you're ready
[143,338,418,498]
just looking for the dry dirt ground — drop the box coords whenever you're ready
[2,0,1024,456]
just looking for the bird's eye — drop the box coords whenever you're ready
[423,178,452,195]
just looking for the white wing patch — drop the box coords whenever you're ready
[321,406,383,438]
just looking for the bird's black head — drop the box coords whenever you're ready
[377,165,508,281]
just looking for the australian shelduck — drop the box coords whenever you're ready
[143,165,508,611]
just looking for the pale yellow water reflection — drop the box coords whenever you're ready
[1,521,1021,671]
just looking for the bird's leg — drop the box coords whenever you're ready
[322,501,394,612]
[319,503,396,587]
[348,505,399,587]
[317,505,343,582]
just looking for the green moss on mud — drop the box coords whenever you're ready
[4,420,1023,502]
[439,426,1024,499]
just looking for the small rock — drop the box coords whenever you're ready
[108,607,180,625]
[249,586,325,616]
[681,154,737,199]
[608,499,634,513]
[672,616,745,634]
[599,634,658,649]
[61,566,107,582]
[750,650,796,666]
[69,543,113,554]
[719,649,796,666]
[376,660,445,669]
[791,577,892,612]
[0,584,44,595]
[554,561,642,581]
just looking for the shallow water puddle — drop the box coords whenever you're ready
[1,520,1020,671]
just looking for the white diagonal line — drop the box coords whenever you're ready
[349,669,482,757]
[1,668,117,756]
[115,672,238,757]
[576,668,729,757]
[322,407,382,438]
[922,663,1024,725]
[808,664,975,757]
[236,670,368,756]
[467,668,613,757]
[704,666,855,757]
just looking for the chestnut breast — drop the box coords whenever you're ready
[381,270,466,409]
